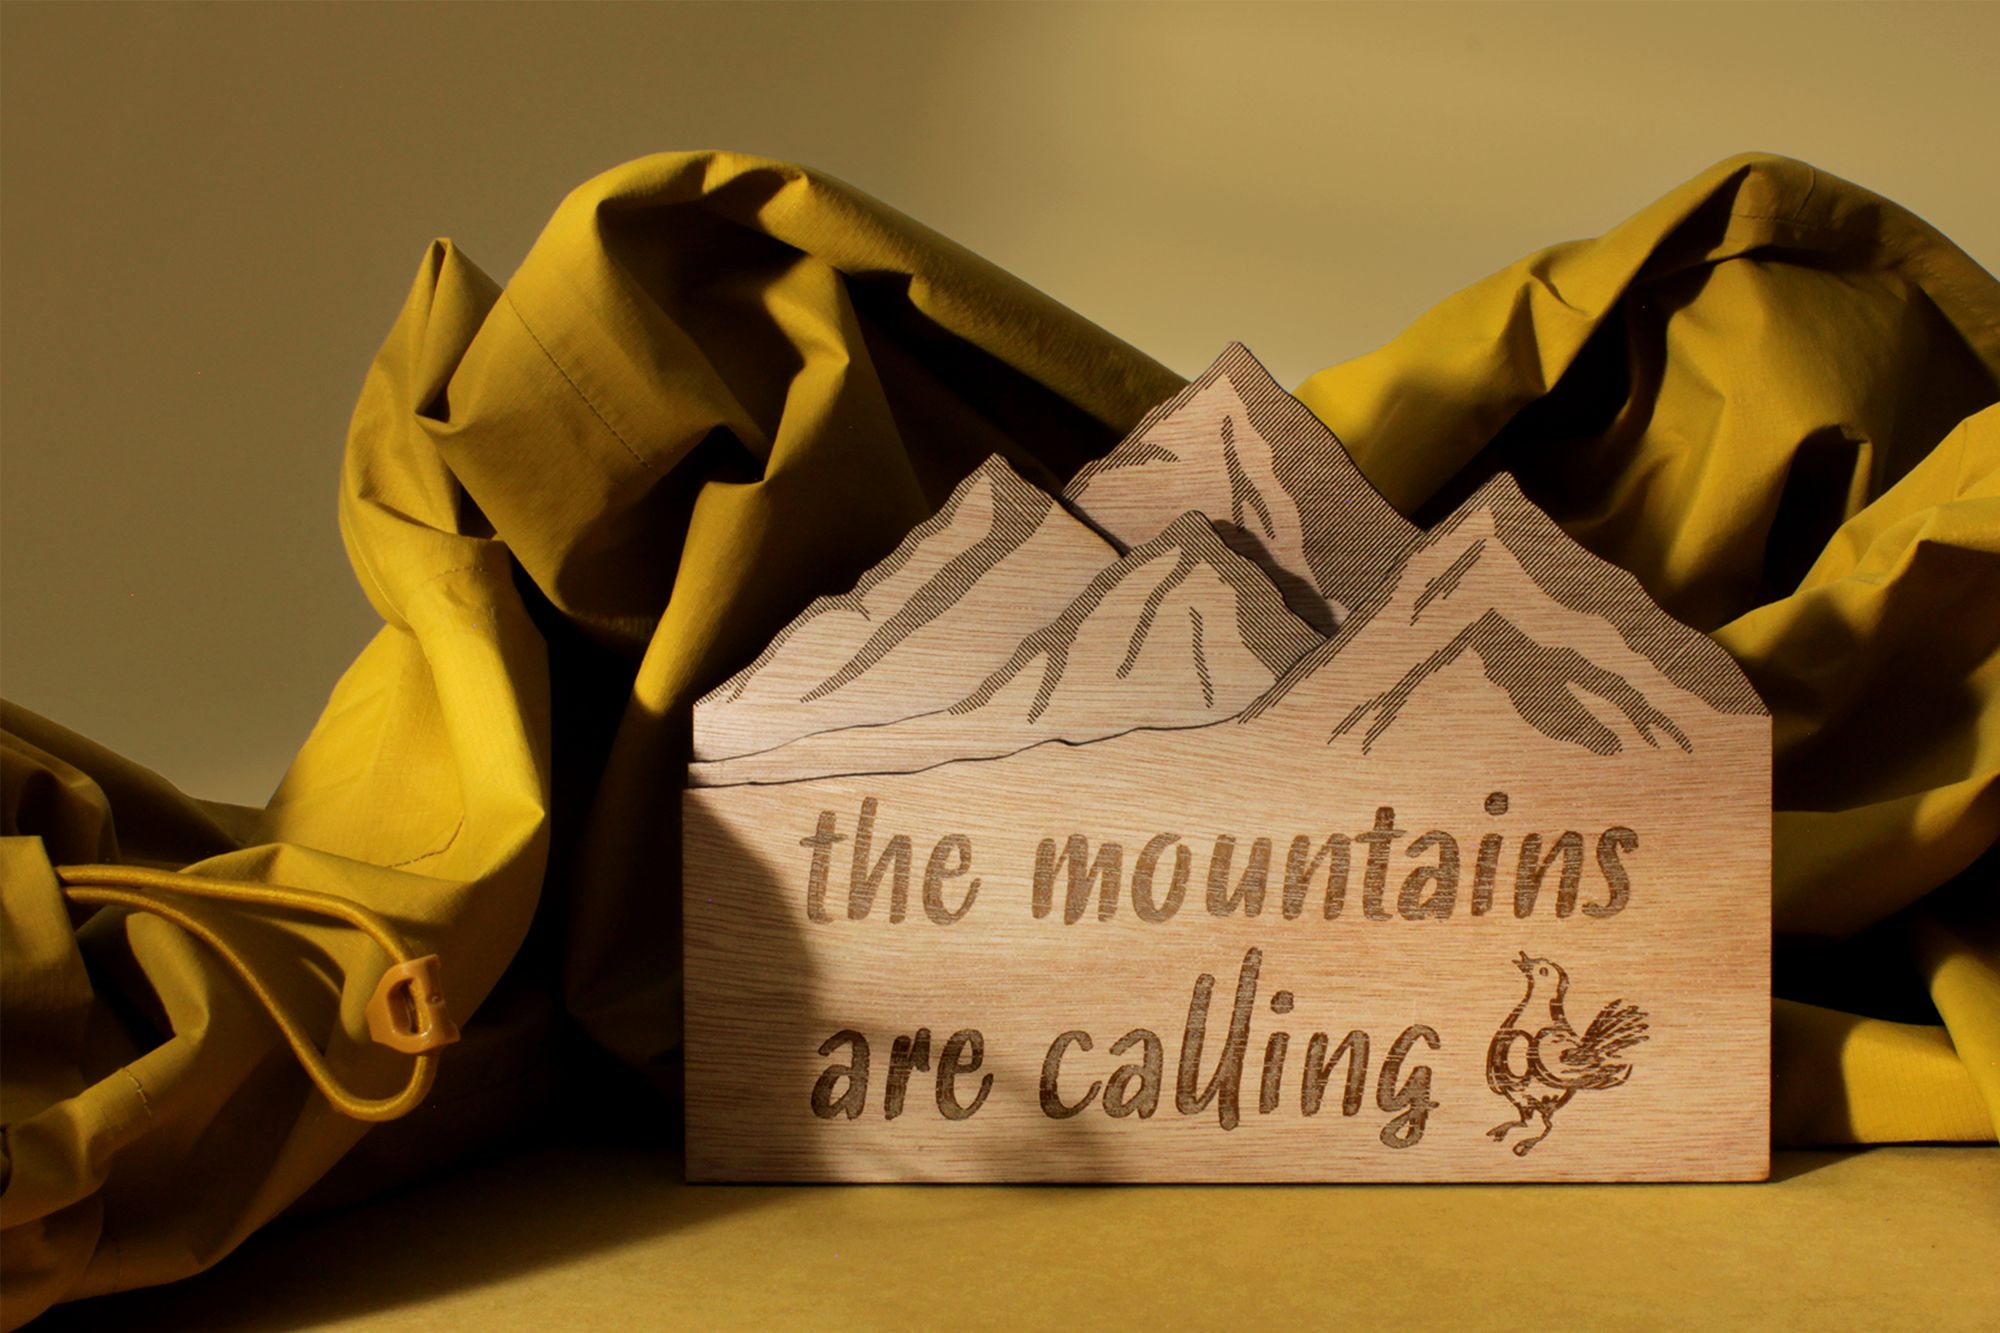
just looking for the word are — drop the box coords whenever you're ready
[811,1026,992,1121]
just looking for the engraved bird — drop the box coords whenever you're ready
[1486,953,1648,1155]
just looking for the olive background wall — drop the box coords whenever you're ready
[4,0,1996,806]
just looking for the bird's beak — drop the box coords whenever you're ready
[1516,951,1533,973]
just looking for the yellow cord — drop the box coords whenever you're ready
[56,864,439,1122]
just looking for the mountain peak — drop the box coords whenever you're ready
[1329,604,1695,757]
[1244,474,1763,757]
[688,505,1321,787]
[1064,344,1419,634]
[1434,476,1766,718]
[691,454,1116,763]
[954,509,1322,725]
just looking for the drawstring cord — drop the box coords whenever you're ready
[54,863,459,1122]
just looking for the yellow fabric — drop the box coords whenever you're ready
[1771,1000,1992,1145]
[4,150,1996,1326]
[1302,152,1999,1150]
[1,152,1181,1327]
[1,237,555,1325]
[450,154,1183,1089]
[49,865,447,1122]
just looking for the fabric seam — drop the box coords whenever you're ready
[504,291,660,477]
[385,818,462,869]
[118,1065,154,1119]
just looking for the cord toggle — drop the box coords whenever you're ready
[365,954,460,1054]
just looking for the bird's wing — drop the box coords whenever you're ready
[1487,1028,1533,1095]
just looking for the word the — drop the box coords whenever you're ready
[798,797,980,925]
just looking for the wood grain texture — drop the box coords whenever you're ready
[690,455,1116,764]
[689,509,1321,787]
[685,346,1769,1183]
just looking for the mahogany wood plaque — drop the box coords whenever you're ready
[683,346,1769,1183]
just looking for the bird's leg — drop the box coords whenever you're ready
[1487,1104,1534,1141]
[1511,1107,1556,1156]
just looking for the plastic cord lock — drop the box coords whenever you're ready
[366,955,461,1054]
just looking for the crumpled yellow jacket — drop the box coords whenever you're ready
[2,150,1994,1327]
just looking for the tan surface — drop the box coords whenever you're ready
[34,1144,2000,1332]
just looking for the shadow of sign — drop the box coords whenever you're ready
[682,799,1121,1182]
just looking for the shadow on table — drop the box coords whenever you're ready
[35,1125,799,1333]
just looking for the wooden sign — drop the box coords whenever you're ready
[684,345,1770,1183]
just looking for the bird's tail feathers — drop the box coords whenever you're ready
[1578,1000,1650,1062]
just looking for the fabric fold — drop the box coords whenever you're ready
[2,240,552,1327]
[1299,152,1998,1142]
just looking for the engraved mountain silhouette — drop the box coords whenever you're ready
[691,455,1116,764]
[842,470,1769,807]
[1241,472,1765,757]
[1063,342,1420,634]
[689,510,1323,787]
[694,344,1423,767]
[690,347,1765,790]
[683,351,1775,1189]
